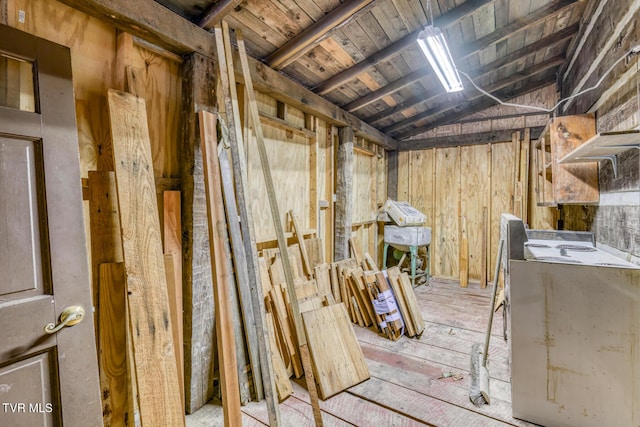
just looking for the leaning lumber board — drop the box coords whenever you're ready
[350,268,376,326]
[345,273,372,326]
[163,253,185,409]
[216,22,278,416]
[302,304,370,399]
[87,171,134,426]
[270,287,302,378]
[289,210,312,277]
[198,110,242,426]
[218,143,262,401]
[235,25,323,426]
[385,267,416,337]
[98,263,133,427]
[398,272,425,336]
[314,264,332,298]
[305,237,324,270]
[349,237,364,266]
[265,312,293,402]
[162,191,184,408]
[374,271,404,341]
[107,89,184,427]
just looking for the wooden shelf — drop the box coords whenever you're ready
[558,130,640,180]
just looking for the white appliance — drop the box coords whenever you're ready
[507,224,640,427]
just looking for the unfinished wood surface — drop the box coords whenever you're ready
[87,171,133,426]
[188,276,530,426]
[434,147,460,278]
[314,264,332,297]
[490,142,515,281]
[181,53,216,414]
[219,144,262,403]
[98,263,134,427]
[108,89,183,426]
[397,272,425,336]
[335,127,355,261]
[265,311,293,402]
[163,191,184,408]
[302,303,370,400]
[198,110,242,426]
[385,267,416,337]
[460,144,490,280]
[305,237,324,270]
[164,253,185,411]
[290,210,312,276]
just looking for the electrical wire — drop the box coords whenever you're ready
[457,45,640,114]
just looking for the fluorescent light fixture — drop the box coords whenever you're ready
[417,26,464,93]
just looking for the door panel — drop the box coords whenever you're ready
[0,24,101,427]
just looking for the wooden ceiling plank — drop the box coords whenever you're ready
[198,0,243,29]
[364,23,577,124]
[55,0,397,148]
[396,76,557,140]
[266,0,375,70]
[313,0,494,95]
[452,0,577,63]
[344,67,429,112]
[386,55,563,135]
[397,126,545,150]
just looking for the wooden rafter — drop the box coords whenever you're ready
[54,0,397,149]
[365,28,577,128]
[198,0,243,29]
[311,0,494,95]
[384,55,565,134]
[266,0,374,70]
[397,127,545,150]
[396,76,558,140]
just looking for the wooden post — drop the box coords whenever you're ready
[199,110,242,427]
[180,53,217,414]
[335,127,355,261]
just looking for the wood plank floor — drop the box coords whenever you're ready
[186,278,535,426]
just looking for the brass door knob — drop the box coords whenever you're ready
[44,306,85,334]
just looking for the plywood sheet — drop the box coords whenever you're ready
[302,303,370,400]
[490,142,516,280]
[434,147,460,278]
[460,145,490,279]
[352,152,375,223]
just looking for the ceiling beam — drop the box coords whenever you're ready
[384,55,564,134]
[364,22,578,124]
[198,0,244,29]
[343,66,429,112]
[265,0,374,70]
[55,0,397,149]
[397,126,545,150]
[396,77,558,140]
[311,0,494,95]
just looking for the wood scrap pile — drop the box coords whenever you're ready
[259,224,370,401]
[326,241,426,340]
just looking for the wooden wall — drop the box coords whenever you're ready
[561,0,640,262]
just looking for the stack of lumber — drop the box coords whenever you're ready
[328,242,425,340]
[259,232,370,401]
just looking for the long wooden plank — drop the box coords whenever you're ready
[384,267,416,337]
[164,253,185,411]
[87,171,133,426]
[107,89,184,427]
[198,110,242,427]
[98,263,133,427]
[234,26,324,426]
[265,312,293,402]
[163,191,185,409]
[397,272,425,336]
[217,21,277,413]
[218,141,262,401]
[290,210,312,277]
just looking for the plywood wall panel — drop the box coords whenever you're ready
[248,123,310,241]
[353,152,374,223]
[434,147,460,278]
[490,142,516,279]
[460,145,490,279]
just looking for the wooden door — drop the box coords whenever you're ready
[0,24,101,426]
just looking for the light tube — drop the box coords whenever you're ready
[417,26,463,93]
